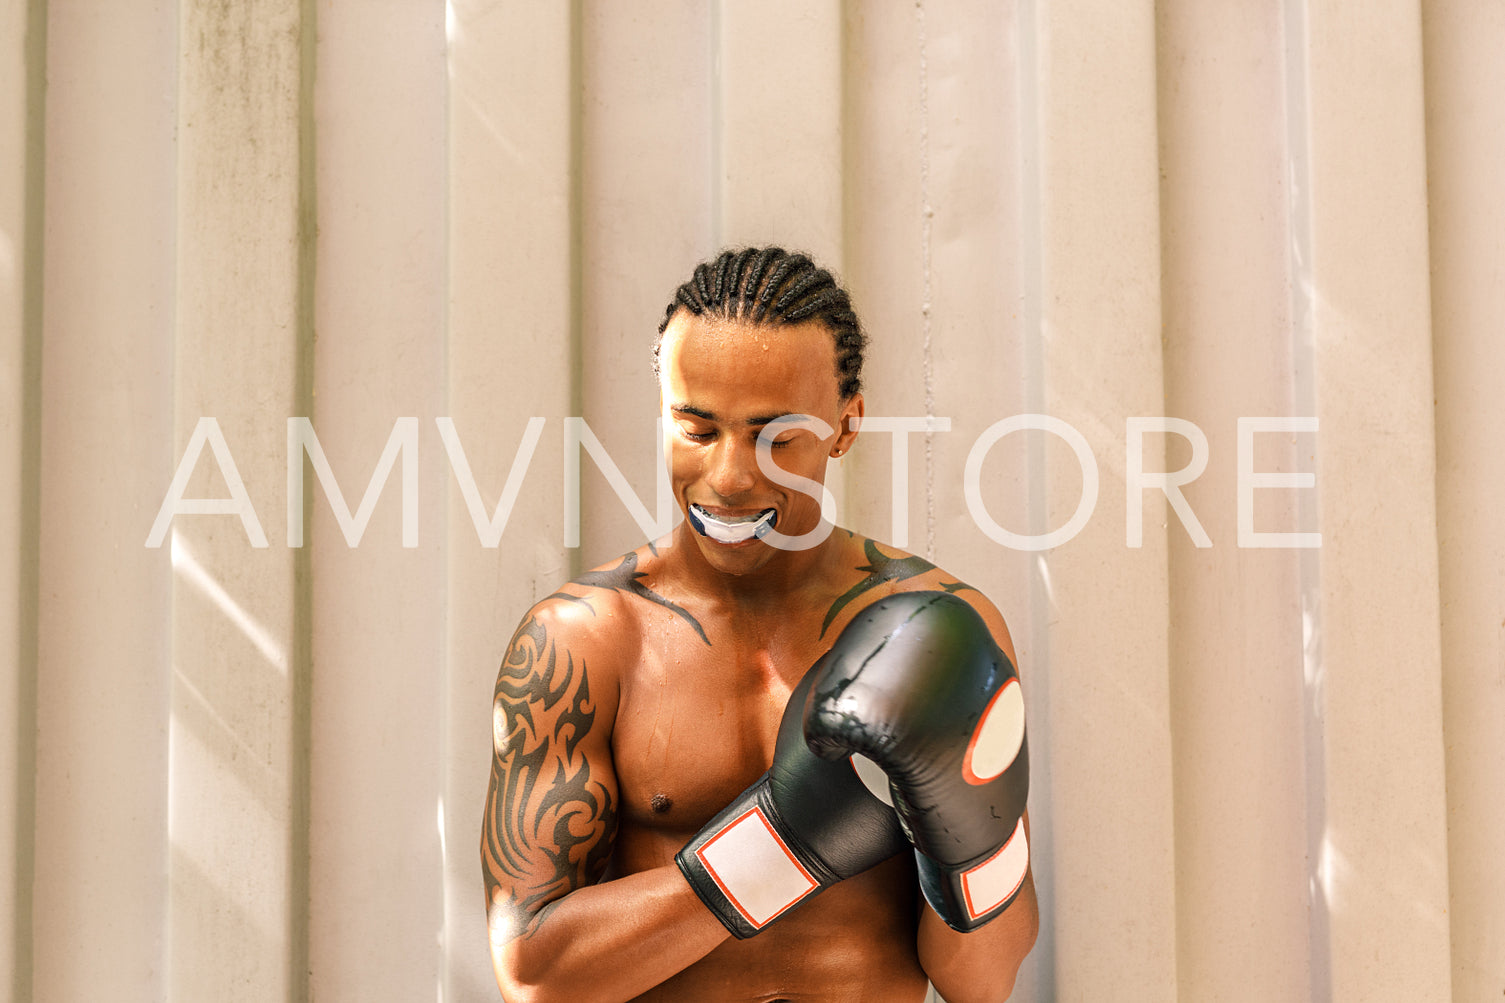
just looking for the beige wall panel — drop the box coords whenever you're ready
[715,0,847,516]
[445,2,576,997]
[1156,2,1314,998]
[1299,0,1452,997]
[1032,0,1179,997]
[0,1,37,997]
[167,0,305,998]
[841,1,927,544]
[309,4,448,1000]
[576,3,710,566]
[1423,2,1505,999]
[33,2,178,1000]
[717,0,843,264]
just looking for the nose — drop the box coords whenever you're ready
[705,434,759,500]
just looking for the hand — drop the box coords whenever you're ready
[676,664,910,938]
[803,591,1030,932]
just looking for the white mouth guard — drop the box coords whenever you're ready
[690,505,777,544]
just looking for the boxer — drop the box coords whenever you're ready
[482,248,1038,1002]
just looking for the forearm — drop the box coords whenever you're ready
[917,873,1039,1003]
[491,863,729,1003]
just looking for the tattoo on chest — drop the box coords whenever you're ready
[547,551,711,646]
[820,539,976,638]
[483,613,618,939]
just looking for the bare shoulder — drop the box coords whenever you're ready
[495,593,620,729]
[488,557,645,786]
[542,540,712,653]
[824,534,1018,663]
[516,541,669,668]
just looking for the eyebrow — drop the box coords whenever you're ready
[670,404,795,428]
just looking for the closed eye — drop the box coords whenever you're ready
[748,426,798,449]
[759,414,811,450]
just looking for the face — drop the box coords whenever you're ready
[659,312,863,576]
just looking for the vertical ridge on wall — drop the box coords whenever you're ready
[2,0,47,998]
[289,0,317,997]
[709,0,723,252]
[1013,0,1054,995]
[1281,0,1332,997]
[1423,3,1505,999]
[912,0,936,562]
[168,2,307,997]
[435,5,454,995]
[566,0,585,581]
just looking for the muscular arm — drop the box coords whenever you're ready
[482,602,728,1003]
[918,819,1040,1003]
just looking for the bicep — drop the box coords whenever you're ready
[482,606,620,945]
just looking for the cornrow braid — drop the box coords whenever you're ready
[654,246,868,400]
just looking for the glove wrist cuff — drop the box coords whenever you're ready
[916,816,1030,932]
[676,775,826,939]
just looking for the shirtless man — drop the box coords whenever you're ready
[482,248,1039,1002]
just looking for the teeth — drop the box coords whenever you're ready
[690,505,777,544]
[716,511,765,524]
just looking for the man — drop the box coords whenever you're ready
[482,247,1039,1002]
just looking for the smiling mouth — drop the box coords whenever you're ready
[688,504,778,544]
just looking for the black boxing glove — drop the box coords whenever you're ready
[676,665,909,938]
[803,591,1030,932]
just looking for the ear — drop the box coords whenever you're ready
[831,393,864,457]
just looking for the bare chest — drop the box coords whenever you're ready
[609,617,831,841]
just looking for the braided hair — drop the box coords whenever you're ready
[654,247,867,400]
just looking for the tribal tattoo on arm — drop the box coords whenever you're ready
[482,610,619,943]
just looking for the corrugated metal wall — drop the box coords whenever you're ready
[2,1,1501,1000]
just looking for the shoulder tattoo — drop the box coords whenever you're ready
[483,612,618,941]
[820,538,976,638]
[546,550,710,646]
